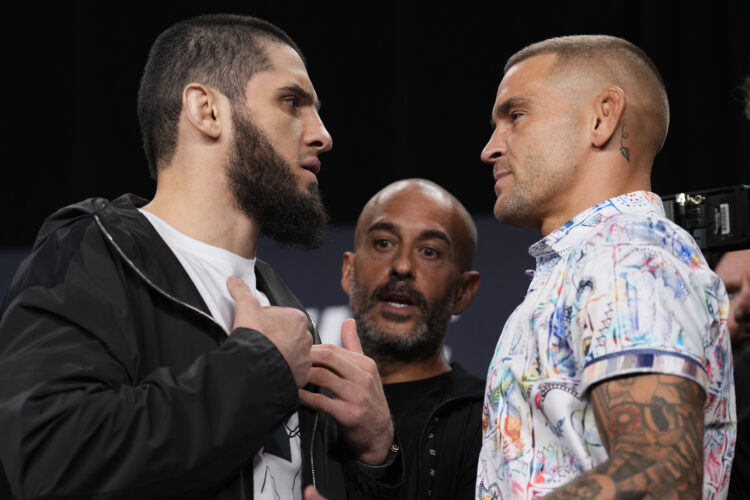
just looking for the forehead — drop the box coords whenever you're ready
[362,186,458,237]
[245,42,318,100]
[493,53,563,106]
[716,250,750,281]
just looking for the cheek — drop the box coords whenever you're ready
[727,298,739,335]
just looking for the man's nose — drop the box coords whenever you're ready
[306,112,333,153]
[390,248,415,280]
[481,126,507,164]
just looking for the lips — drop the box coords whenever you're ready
[379,291,415,308]
[493,166,511,182]
[372,281,426,314]
[301,158,321,177]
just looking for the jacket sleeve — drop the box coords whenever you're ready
[0,237,299,499]
[344,439,404,499]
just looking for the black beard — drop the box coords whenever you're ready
[349,277,457,365]
[226,107,330,248]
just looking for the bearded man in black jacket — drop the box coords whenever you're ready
[340,179,484,500]
[0,14,399,500]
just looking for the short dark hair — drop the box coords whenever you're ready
[137,14,303,179]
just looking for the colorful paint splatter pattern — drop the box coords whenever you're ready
[476,191,735,499]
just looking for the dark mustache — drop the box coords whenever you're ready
[371,279,428,310]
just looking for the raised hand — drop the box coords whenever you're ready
[298,318,394,465]
[227,275,312,388]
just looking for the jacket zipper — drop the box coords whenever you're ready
[310,412,319,489]
[305,313,320,490]
[96,215,248,493]
[94,215,224,331]
[417,394,480,498]
[98,214,319,498]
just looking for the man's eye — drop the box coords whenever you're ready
[374,239,392,250]
[510,112,522,121]
[283,97,299,109]
[421,247,439,258]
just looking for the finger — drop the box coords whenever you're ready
[340,318,363,354]
[298,388,346,419]
[304,485,327,500]
[306,365,351,398]
[226,275,255,303]
[227,276,261,330]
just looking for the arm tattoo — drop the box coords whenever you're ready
[543,374,705,500]
[619,122,631,162]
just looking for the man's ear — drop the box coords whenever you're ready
[341,252,355,295]
[591,85,626,148]
[452,271,481,315]
[182,83,223,139]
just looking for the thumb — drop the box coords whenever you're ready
[227,275,254,301]
[227,275,261,329]
[340,318,363,354]
[304,485,327,500]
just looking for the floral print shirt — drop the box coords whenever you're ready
[476,191,735,499]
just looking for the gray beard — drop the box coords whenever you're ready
[349,277,457,365]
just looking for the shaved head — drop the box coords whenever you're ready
[344,179,481,370]
[506,35,670,159]
[354,179,478,271]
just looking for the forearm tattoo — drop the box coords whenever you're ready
[543,374,705,500]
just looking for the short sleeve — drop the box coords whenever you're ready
[569,235,719,395]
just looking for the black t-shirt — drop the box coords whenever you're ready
[383,371,452,499]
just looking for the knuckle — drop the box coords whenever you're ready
[362,356,377,373]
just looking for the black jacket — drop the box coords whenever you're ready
[0,194,400,500]
[388,363,484,500]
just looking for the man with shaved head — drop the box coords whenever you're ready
[477,35,735,499]
[341,179,483,499]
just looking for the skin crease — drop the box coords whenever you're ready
[340,181,481,384]
[482,53,705,499]
[715,249,750,358]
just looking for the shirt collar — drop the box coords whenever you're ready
[528,191,665,259]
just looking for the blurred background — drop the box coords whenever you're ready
[2,1,749,375]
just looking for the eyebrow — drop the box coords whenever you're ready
[489,97,532,128]
[279,84,321,110]
[367,222,452,247]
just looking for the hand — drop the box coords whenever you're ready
[304,485,328,500]
[227,276,312,388]
[298,318,394,465]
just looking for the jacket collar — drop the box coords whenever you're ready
[91,194,319,341]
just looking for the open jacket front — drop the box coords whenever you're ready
[0,194,401,499]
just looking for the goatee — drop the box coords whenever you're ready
[349,277,457,365]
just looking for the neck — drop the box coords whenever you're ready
[143,162,261,259]
[377,349,452,385]
[540,155,652,236]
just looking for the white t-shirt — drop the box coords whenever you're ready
[140,209,303,500]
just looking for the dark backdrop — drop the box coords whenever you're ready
[2,1,749,377]
[3,1,749,246]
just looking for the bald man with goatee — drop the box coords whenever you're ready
[476,35,735,500]
[341,179,484,500]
